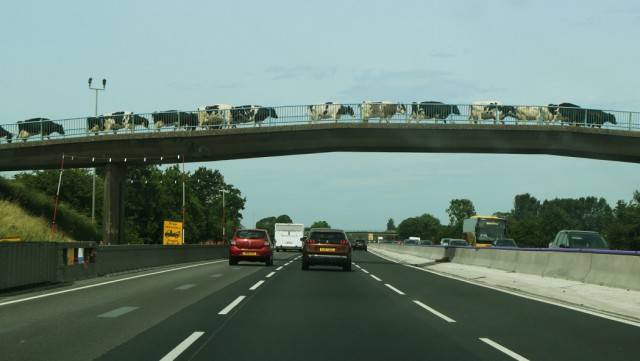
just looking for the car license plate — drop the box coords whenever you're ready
[242,251,257,256]
[319,247,335,252]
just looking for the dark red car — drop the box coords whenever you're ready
[229,229,273,266]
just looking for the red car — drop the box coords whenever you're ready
[229,229,273,266]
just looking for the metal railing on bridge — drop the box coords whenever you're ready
[1,103,638,144]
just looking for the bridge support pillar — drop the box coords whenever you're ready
[102,164,126,245]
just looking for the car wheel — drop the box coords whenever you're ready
[229,258,238,266]
[266,256,273,266]
[301,259,309,270]
[343,262,352,272]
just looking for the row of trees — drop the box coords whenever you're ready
[11,165,246,244]
[391,193,640,250]
[6,166,639,250]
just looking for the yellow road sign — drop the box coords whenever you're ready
[163,221,183,245]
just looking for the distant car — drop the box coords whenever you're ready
[229,229,273,266]
[353,239,368,251]
[403,238,419,245]
[301,228,352,271]
[549,230,609,250]
[492,238,518,247]
[419,239,433,246]
[440,238,452,245]
[448,239,469,247]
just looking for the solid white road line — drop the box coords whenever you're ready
[160,331,205,361]
[385,284,405,295]
[479,338,529,361]
[361,269,370,274]
[218,296,246,315]
[413,300,456,323]
[249,280,265,290]
[266,271,276,278]
[370,275,382,281]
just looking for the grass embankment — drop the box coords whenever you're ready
[0,199,75,242]
[0,176,100,242]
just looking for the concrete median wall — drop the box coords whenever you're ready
[1,242,229,291]
[369,244,640,292]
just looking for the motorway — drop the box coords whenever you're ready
[0,251,638,361]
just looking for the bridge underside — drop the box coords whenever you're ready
[1,124,639,244]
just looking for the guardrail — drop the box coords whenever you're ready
[370,243,640,292]
[0,242,228,291]
[1,103,638,144]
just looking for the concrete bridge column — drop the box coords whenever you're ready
[102,163,126,245]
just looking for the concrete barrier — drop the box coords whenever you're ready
[585,253,640,291]
[489,248,519,272]
[1,242,229,291]
[514,250,550,277]
[543,251,591,282]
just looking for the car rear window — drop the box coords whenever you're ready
[236,230,266,239]
[309,232,347,244]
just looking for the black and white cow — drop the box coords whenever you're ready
[468,101,515,124]
[230,105,278,126]
[87,112,150,134]
[17,118,65,140]
[308,102,355,123]
[197,104,233,129]
[511,106,557,124]
[552,103,617,127]
[409,101,461,123]
[152,111,198,131]
[360,101,406,123]
[0,125,12,143]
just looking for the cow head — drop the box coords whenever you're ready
[451,105,461,115]
[396,104,407,114]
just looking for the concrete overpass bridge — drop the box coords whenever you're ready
[1,104,639,244]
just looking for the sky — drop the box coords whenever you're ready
[1,0,639,231]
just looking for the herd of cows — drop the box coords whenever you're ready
[0,101,620,143]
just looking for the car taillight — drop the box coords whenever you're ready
[264,240,270,246]
[306,239,315,244]
[340,240,349,245]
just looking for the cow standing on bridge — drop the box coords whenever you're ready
[17,118,65,141]
[0,125,12,143]
[552,103,617,127]
[511,106,557,125]
[198,104,233,129]
[152,111,198,131]
[409,101,460,123]
[87,112,150,134]
[360,101,406,123]
[308,102,355,123]
[230,105,278,126]
[468,101,514,124]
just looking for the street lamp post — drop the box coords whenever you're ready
[219,189,229,242]
[88,77,106,222]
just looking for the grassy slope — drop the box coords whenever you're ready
[0,198,75,242]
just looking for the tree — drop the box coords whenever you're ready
[397,213,441,241]
[310,220,331,229]
[446,199,475,231]
[387,218,396,231]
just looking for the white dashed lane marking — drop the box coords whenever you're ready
[97,306,139,318]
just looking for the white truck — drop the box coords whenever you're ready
[274,223,305,252]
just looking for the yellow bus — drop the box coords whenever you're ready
[462,215,508,247]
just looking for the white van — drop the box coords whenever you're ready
[274,223,305,252]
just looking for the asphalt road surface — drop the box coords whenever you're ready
[1,251,638,361]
